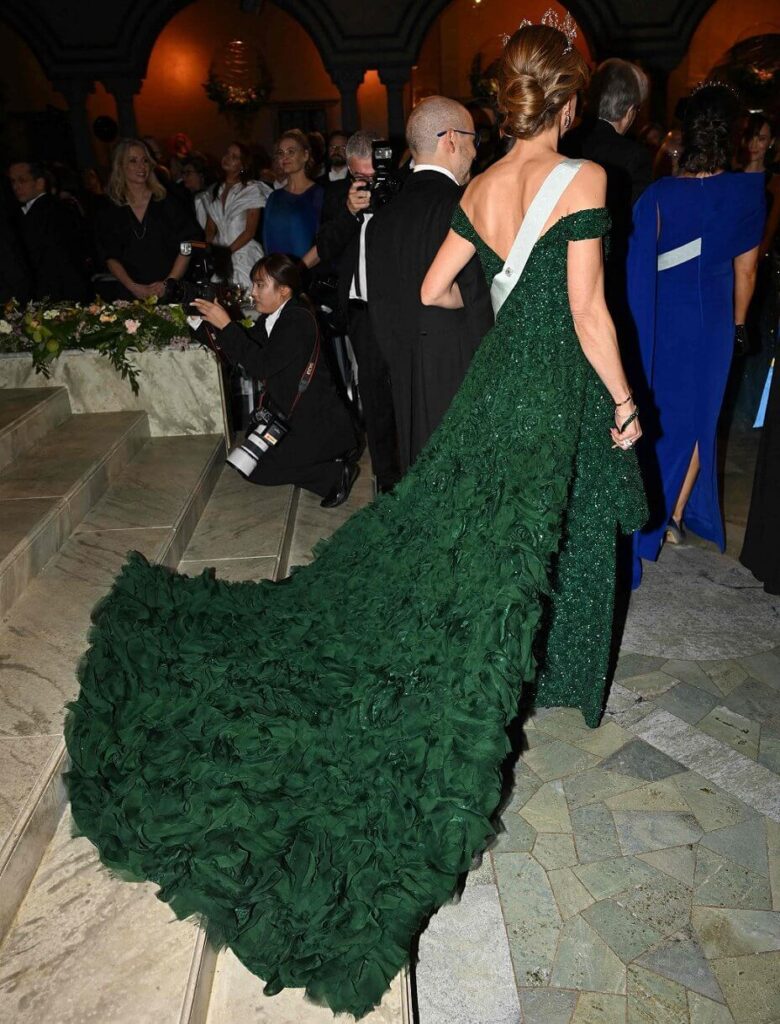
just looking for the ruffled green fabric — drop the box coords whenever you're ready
[65,206,646,1018]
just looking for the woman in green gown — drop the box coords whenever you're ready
[66,24,645,1020]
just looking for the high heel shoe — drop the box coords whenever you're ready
[320,462,359,508]
[664,517,686,545]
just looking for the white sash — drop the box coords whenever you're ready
[490,158,584,317]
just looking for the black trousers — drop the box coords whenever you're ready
[348,303,401,490]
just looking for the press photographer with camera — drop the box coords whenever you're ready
[309,131,403,493]
[192,254,361,507]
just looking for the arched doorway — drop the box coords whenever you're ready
[134,0,339,159]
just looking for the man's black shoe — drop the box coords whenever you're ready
[320,462,359,508]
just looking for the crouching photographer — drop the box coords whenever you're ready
[192,254,361,507]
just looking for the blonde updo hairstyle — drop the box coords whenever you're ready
[498,25,589,140]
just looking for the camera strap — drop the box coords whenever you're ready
[257,308,321,421]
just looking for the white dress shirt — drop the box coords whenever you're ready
[22,192,46,214]
[265,299,289,336]
[412,164,460,186]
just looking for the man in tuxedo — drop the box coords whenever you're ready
[314,131,401,492]
[8,160,89,302]
[366,96,493,471]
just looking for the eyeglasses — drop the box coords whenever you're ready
[436,128,480,148]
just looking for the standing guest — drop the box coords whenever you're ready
[740,353,780,594]
[203,141,270,290]
[307,131,327,180]
[63,29,646,1020]
[628,84,764,584]
[8,159,89,301]
[142,135,170,183]
[317,130,349,184]
[168,132,193,183]
[0,194,31,303]
[180,152,212,230]
[312,130,401,491]
[739,115,780,395]
[263,130,324,258]
[94,138,200,300]
[639,122,665,157]
[192,254,359,505]
[367,97,493,471]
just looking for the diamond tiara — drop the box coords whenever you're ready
[509,8,578,53]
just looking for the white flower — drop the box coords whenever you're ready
[0,320,12,334]
[124,318,141,335]
[42,309,59,320]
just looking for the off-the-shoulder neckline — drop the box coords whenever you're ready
[456,204,608,262]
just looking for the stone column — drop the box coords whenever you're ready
[378,66,410,144]
[331,67,364,133]
[52,78,95,169]
[103,77,142,138]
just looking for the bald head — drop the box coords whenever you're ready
[406,96,472,158]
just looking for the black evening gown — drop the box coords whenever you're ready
[741,354,780,593]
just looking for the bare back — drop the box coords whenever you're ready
[461,146,603,260]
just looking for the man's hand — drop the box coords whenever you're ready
[191,298,231,330]
[347,179,372,216]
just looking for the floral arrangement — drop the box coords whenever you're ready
[0,298,192,395]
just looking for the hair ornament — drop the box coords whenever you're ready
[518,9,578,53]
[691,79,740,99]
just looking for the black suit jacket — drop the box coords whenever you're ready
[18,193,89,302]
[314,178,361,318]
[575,119,653,254]
[365,170,493,469]
[215,298,356,482]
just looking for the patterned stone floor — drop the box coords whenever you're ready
[415,428,780,1024]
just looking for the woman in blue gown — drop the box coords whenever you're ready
[263,129,324,258]
[627,84,764,586]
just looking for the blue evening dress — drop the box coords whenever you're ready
[627,172,765,586]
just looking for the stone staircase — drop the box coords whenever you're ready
[0,386,411,1022]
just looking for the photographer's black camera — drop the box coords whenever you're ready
[361,141,402,210]
[164,242,243,314]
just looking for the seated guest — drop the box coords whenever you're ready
[192,254,360,506]
[263,130,324,258]
[202,141,270,290]
[94,138,201,300]
[8,159,89,301]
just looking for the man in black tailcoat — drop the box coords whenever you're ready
[366,96,493,472]
[313,131,401,492]
[8,160,89,302]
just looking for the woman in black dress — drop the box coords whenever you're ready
[95,138,201,300]
[192,254,360,506]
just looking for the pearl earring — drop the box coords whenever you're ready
[564,111,571,129]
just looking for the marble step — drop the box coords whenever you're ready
[0,386,71,473]
[0,810,204,1024]
[0,409,149,616]
[0,433,224,945]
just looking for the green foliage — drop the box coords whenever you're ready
[0,297,192,395]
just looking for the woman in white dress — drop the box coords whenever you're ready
[203,141,271,290]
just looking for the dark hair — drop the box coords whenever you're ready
[743,112,774,145]
[327,129,348,145]
[590,59,642,123]
[250,253,315,314]
[212,140,253,198]
[9,158,50,186]
[679,84,741,175]
[497,25,589,140]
